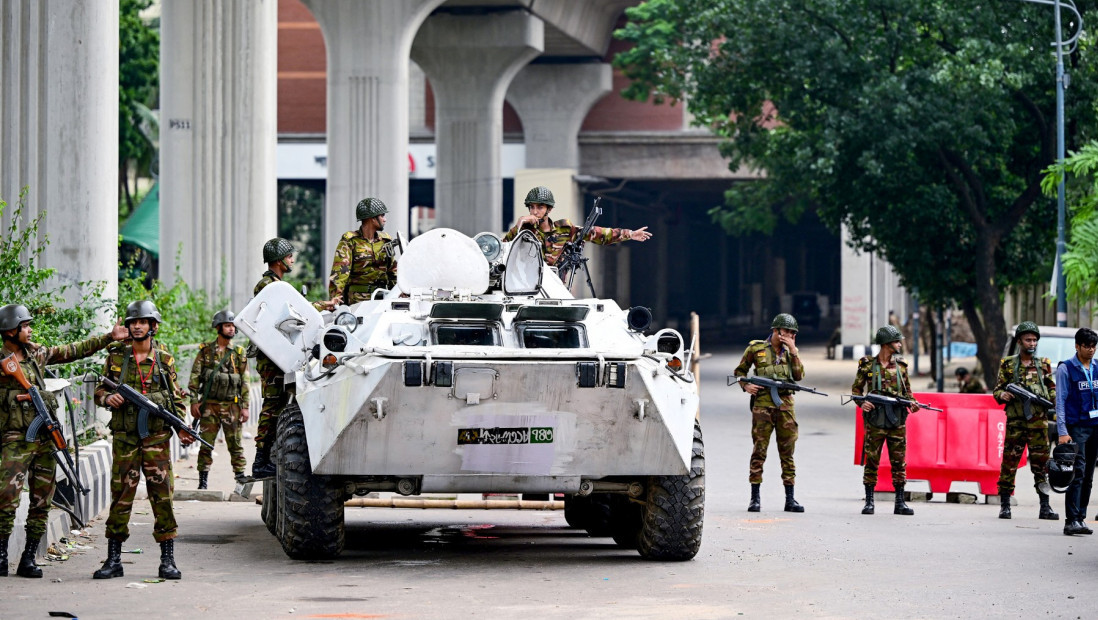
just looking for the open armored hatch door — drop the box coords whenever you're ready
[397,228,489,294]
[503,229,543,295]
[234,281,324,372]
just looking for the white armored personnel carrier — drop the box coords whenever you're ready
[235,227,704,561]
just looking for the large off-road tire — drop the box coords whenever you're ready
[636,421,705,561]
[262,478,279,536]
[276,402,346,559]
[563,494,615,536]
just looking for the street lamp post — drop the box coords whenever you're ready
[1022,0,1082,326]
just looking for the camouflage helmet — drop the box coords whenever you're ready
[874,325,903,345]
[211,309,236,329]
[356,197,388,221]
[262,237,294,264]
[0,304,33,331]
[1015,321,1041,340]
[524,186,555,208]
[770,313,799,333]
[124,300,162,325]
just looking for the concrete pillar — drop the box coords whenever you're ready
[0,0,118,312]
[160,0,277,312]
[506,63,612,169]
[303,0,444,266]
[840,224,907,349]
[412,11,544,235]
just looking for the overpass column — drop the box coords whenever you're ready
[160,0,278,311]
[412,11,544,235]
[302,0,444,265]
[0,0,118,311]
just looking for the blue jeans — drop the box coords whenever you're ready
[1066,425,1097,522]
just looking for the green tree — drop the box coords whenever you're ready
[278,182,325,299]
[1044,141,1098,307]
[615,0,1097,385]
[119,0,159,218]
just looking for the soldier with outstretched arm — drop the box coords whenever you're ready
[0,304,128,578]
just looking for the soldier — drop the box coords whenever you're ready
[502,186,653,269]
[733,313,806,513]
[992,322,1057,520]
[328,197,398,305]
[251,238,339,479]
[92,301,189,580]
[0,304,128,578]
[188,310,249,489]
[851,325,919,516]
[955,367,987,393]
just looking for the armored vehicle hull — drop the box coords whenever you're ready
[237,228,704,560]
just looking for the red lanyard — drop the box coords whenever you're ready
[133,347,157,394]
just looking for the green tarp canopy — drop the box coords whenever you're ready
[120,182,159,257]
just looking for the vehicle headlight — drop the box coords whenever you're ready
[334,311,359,332]
[323,329,348,353]
[474,232,502,262]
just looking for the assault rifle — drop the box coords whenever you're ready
[0,355,89,500]
[99,376,213,450]
[728,375,828,405]
[1005,383,1055,421]
[555,197,603,296]
[842,393,944,428]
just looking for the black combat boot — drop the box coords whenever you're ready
[15,537,42,578]
[198,471,209,490]
[251,445,275,479]
[861,485,875,515]
[748,483,761,512]
[894,485,914,516]
[92,539,124,579]
[998,492,1012,519]
[784,485,805,513]
[1038,492,1059,520]
[0,536,8,576]
[158,539,181,580]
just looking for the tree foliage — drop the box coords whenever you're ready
[615,0,1098,383]
[1044,140,1098,307]
[278,183,326,300]
[119,0,159,218]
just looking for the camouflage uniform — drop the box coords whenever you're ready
[0,334,114,540]
[327,230,398,305]
[852,355,914,487]
[502,219,632,267]
[993,355,1056,495]
[94,341,186,543]
[188,340,250,475]
[960,377,987,394]
[733,337,804,485]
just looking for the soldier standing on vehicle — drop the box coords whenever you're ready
[188,310,249,489]
[851,325,919,516]
[251,238,340,479]
[955,367,987,393]
[733,313,806,513]
[502,186,653,268]
[0,304,128,578]
[1055,327,1098,536]
[992,322,1058,520]
[328,197,398,305]
[92,301,189,580]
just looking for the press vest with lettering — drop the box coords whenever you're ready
[0,355,59,434]
[1061,359,1098,427]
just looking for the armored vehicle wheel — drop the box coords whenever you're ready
[276,402,346,559]
[262,478,279,536]
[563,494,615,536]
[636,421,704,561]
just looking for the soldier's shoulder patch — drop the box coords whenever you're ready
[378,232,393,241]
[555,218,575,229]
[748,339,766,346]
[857,355,874,366]
[341,231,358,241]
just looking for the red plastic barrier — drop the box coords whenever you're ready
[853,392,1027,495]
